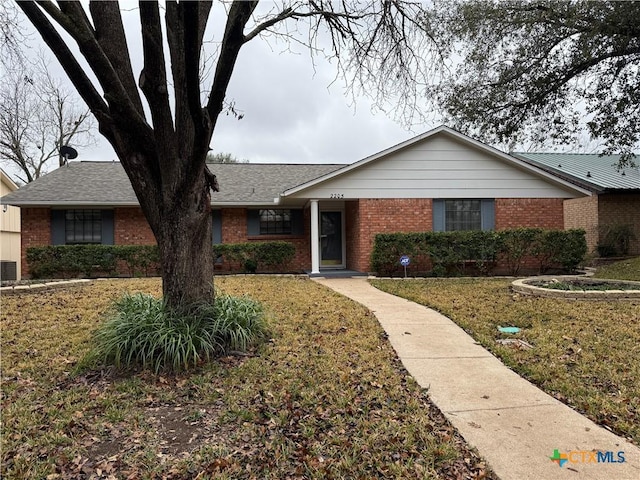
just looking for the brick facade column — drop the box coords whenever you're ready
[20,207,51,278]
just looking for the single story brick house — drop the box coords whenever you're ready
[513,153,640,256]
[2,126,592,277]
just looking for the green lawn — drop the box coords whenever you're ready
[1,277,493,479]
[370,277,640,445]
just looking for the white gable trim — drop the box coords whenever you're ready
[1,169,19,191]
[281,125,591,198]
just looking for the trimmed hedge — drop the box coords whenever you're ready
[27,245,120,279]
[114,245,160,277]
[371,228,587,276]
[370,232,428,277]
[213,241,296,273]
[27,241,296,278]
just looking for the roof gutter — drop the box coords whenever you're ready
[0,200,141,207]
[3,198,297,208]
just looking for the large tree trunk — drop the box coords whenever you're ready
[156,204,215,309]
[122,149,217,310]
[116,146,217,310]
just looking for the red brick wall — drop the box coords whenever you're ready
[20,206,311,277]
[20,207,51,278]
[564,196,599,254]
[20,198,581,277]
[495,198,564,230]
[218,207,310,272]
[114,207,156,245]
[347,198,565,273]
[221,208,247,243]
[598,193,640,255]
[347,199,433,272]
[293,208,311,270]
[345,201,361,271]
[111,207,313,270]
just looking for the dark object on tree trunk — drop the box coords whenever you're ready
[205,166,219,192]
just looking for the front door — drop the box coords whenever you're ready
[320,211,344,268]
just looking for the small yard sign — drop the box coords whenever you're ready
[400,255,410,278]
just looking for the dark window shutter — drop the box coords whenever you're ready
[432,200,445,232]
[51,210,66,245]
[247,209,260,236]
[291,209,304,235]
[101,210,114,244]
[481,199,495,231]
[212,210,222,244]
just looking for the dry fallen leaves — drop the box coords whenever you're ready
[2,277,496,479]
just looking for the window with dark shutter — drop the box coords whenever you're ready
[445,200,482,231]
[65,209,102,244]
[259,209,292,235]
[433,199,495,232]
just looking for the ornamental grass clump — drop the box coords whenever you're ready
[89,291,268,373]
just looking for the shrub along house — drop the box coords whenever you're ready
[513,153,640,257]
[2,126,591,278]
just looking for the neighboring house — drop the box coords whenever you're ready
[1,169,21,281]
[513,153,640,256]
[2,126,591,278]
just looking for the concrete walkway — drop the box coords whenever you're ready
[313,277,640,480]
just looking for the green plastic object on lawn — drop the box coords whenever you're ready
[498,326,521,334]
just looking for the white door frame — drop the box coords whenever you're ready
[319,207,346,270]
[310,200,320,274]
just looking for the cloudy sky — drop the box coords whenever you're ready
[14,2,441,168]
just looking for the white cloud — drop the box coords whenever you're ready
[212,33,419,164]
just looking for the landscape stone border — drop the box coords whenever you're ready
[511,276,640,300]
[0,279,92,295]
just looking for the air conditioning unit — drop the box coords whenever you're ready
[1,261,17,281]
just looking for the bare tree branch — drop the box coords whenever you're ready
[205,1,258,127]
[139,0,176,175]
[0,59,95,182]
[244,6,296,43]
[36,1,150,136]
[89,1,145,116]
[17,1,111,130]
[1,2,28,69]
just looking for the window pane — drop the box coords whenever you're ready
[445,200,481,231]
[64,209,102,244]
[259,209,292,235]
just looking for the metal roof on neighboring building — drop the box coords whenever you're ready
[512,153,640,192]
[0,161,345,207]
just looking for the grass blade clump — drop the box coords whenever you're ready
[88,292,268,373]
[200,292,267,352]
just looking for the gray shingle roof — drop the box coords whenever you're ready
[212,163,344,204]
[0,161,345,206]
[513,153,640,192]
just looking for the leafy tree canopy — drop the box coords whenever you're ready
[431,0,640,166]
[206,152,247,164]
